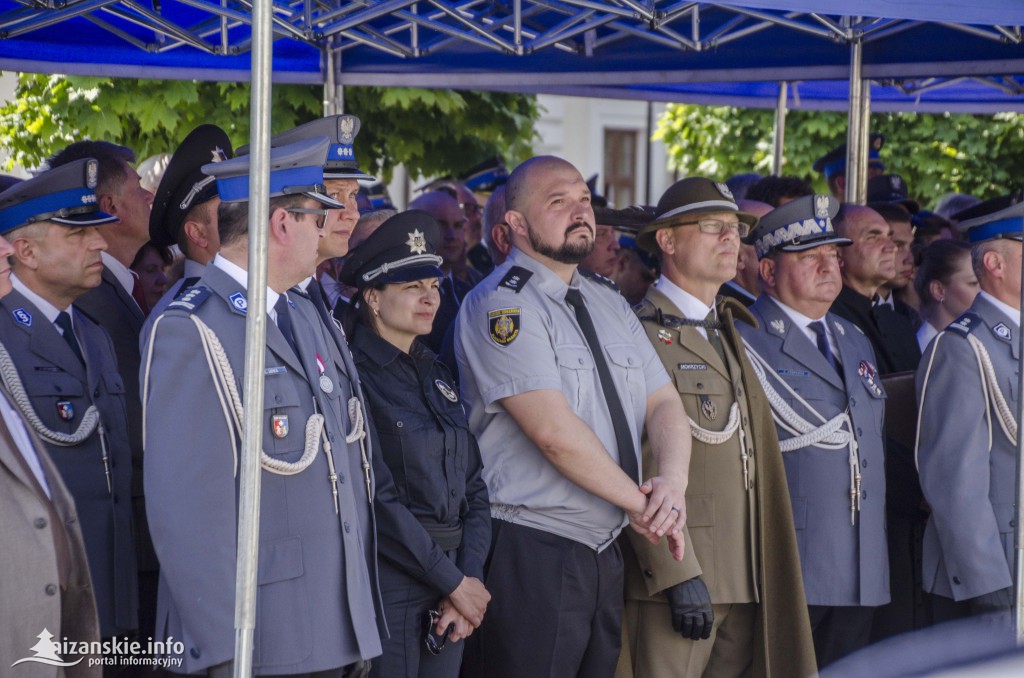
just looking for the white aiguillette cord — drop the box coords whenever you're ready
[143,314,370,513]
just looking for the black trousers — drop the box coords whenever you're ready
[461,520,624,678]
[808,604,876,669]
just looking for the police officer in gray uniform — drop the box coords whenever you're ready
[0,159,138,642]
[915,199,1024,621]
[142,138,381,676]
[737,194,890,668]
[455,155,691,678]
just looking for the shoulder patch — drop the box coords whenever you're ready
[947,311,981,336]
[497,267,533,293]
[488,307,521,346]
[992,322,1012,342]
[579,267,621,293]
[632,298,658,322]
[168,286,212,313]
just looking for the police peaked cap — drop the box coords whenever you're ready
[744,193,851,260]
[0,158,117,235]
[149,124,233,248]
[460,156,509,193]
[241,115,376,182]
[593,204,657,233]
[813,133,885,179]
[202,137,343,208]
[339,210,444,289]
[637,177,758,252]
[956,197,1024,243]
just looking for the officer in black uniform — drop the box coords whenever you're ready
[339,211,492,678]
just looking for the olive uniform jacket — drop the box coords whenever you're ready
[623,289,815,678]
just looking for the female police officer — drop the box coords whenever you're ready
[339,210,491,678]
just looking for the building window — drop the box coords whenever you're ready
[604,129,637,207]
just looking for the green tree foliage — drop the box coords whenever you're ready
[0,73,538,181]
[656,104,1024,208]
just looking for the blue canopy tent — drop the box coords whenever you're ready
[0,1,1020,670]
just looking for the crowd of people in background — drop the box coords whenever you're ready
[0,113,1020,678]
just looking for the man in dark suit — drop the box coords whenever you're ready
[0,224,101,677]
[0,159,137,646]
[48,141,158,644]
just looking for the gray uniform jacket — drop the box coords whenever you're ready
[738,295,890,607]
[0,388,101,678]
[915,293,1018,601]
[0,290,138,637]
[142,264,382,675]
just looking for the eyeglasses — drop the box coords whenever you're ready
[672,219,750,237]
[424,609,454,655]
[287,207,329,230]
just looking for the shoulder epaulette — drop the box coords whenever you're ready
[173,276,201,300]
[947,311,982,336]
[632,299,658,322]
[497,266,533,293]
[579,267,621,293]
[167,285,212,314]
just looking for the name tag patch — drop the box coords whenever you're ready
[676,363,707,370]
[777,368,810,377]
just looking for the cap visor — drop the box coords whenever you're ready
[779,235,853,253]
[373,264,445,287]
[304,191,344,209]
[325,169,378,182]
[51,211,119,227]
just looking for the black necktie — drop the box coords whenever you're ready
[54,311,84,364]
[274,295,299,356]
[704,310,727,364]
[564,288,639,483]
[809,320,841,376]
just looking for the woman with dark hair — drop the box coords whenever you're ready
[129,240,175,314]
[339,210,491,678]
[914,239,978,350]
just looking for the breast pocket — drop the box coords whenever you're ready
[557,345,597,417]
[24,371,86,431]
[673,369,731,429]
[376,407,443,507]
[263,380,306,459]
[606,343,646,412]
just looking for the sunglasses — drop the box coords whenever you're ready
[424,609,455,655]
[287,207,329,230]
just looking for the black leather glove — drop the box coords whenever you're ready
[664,576,714,641]
[969,587,1012,615]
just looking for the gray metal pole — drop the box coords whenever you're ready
[856,75,871,204]
[772,81,787,176]
[845,36,864,204]
[1015,256,1024,644]
[323,46,337,116]
[232,0,272,672]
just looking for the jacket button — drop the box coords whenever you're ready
[643,569,654,578]
[850,397,856,407]
[274,395,282,404]
[34,517,47,529]
[450,490,457,497]
[339,473,346,484]
[862,459,868,468]
[343,522,351,533]
[45,584,57,596]
[397,421,403,428]
[697,383,704,390]
[953,576,962,585]
[857,427,863,437]
[861,490,867,500]
[94,388,101,398]
[54,385,62,393]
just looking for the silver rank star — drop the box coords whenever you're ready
[834,321,845,336]
[406,229,427,254]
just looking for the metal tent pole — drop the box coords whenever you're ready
[771,81,787,176]
[1015,260,1024,644]
[232,0,272,671]
[845,32,865,204]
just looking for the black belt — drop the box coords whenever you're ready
[422,521,463,551]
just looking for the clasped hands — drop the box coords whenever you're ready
[433,575,491,643]
[628,475,687,560]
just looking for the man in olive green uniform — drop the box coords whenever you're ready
[619,178,815,678]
